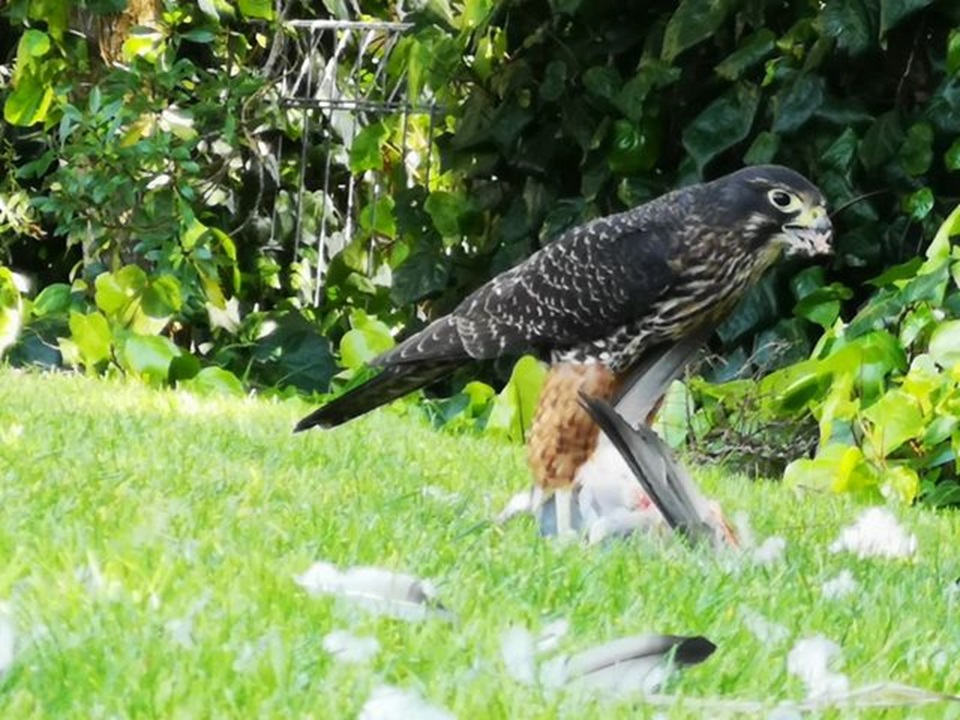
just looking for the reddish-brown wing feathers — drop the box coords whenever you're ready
[527,363,621,491]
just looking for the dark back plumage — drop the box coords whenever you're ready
[296,164,830,431]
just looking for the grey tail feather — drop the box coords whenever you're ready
[578,392,713,544]
[294,360,463,432]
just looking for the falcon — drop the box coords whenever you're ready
[296,165,832,534]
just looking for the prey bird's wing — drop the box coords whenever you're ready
[611,324,712,424]
[577,393,718,546]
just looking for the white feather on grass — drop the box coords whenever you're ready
[358,685,454,720]
[741,608,790,645]
[787,635,849,698]
[821,570,858,600]
[294,562,450,621]
[830,508,917,559]
[322,630,380,663]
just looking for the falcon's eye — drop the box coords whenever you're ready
[768,189,800,211]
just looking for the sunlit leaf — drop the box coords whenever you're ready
[928,320,960,369]
[67,311,111,370]
[123,334,180,384]
[349,122,390,173]
[486,355,547,442]
[184,366,245,396]
[862,389,924,455]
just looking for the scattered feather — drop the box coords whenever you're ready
[294,562,450,621]
[787,635,849,698]
[496,490,535,524]
[500,626,536,685]
[537,618,570,654]
[751,536,787,567]
[322,630,380,663]
[830,508,917,559]
[0,602,14,677]
[542,634,716,696]
[821,570,858,600]
[359,685,454,720]
[163,593,210,650]
[164,616,195,649]
[421,486,460,504]
[740,608,789,645]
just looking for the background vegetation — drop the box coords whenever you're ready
[3,0,960,504]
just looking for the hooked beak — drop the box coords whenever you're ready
[783,206,833,257]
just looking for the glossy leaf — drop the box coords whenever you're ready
[682,83,760,173]
[662,0,734,62]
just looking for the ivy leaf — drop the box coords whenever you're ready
[339,324,395,370]
[582,66,621,102]
[898,122,934,176]
[142,275,183,318]
[31,283,72,318]
[615,61,680,122]
[424,191,466,238]
[772,74,825,134]
[539,60,567,102]
[123,334,181,385]
[95,266,148,317]
[742,131,780,165]
[903,187,934,221]
[662,0,735,62]
[821,128,859,173]
[349,121,390,173]
[949,29,960,76]
[682,83,760,173]
[862,389,924,455]
[880,0,934,36]
[238,0,274,20]
[252,312,336,393]
[928,320,960,369]
[945,138,960,171]
[390,245,450,306]
[715,29,776,81]
[184,366,245,396]
[793,283,853,328]
[859,111,904,171]
[359,195,397,239]
[67,311,112,369]
[486,355,547,442]
[822,0,878,56]
[880,465,919,504]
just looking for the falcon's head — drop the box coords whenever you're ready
[716,165,833,259]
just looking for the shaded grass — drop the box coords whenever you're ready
[1,368,959,718]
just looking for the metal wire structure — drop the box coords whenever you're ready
[273,19,442,306]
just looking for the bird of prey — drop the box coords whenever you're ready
[296,165,832,533]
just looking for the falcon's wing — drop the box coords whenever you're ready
[380,214,679,366]
[297,208,681,431]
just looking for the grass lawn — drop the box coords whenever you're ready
[1,368,959,718]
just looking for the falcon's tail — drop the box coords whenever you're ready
[294,360,462,432]
[578,392,737,548]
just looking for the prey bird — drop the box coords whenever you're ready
[296,165,832,535]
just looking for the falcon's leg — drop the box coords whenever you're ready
[528,363,620,537]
